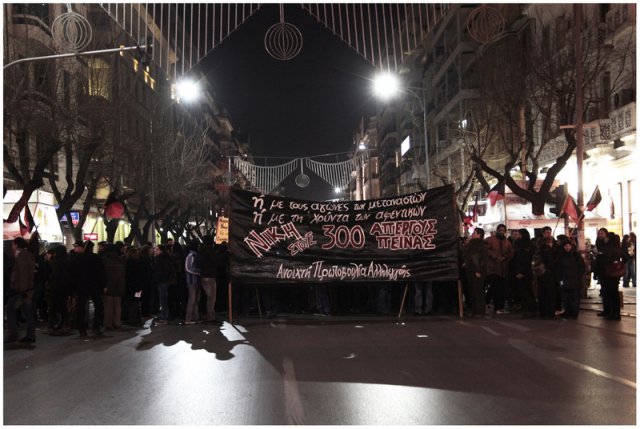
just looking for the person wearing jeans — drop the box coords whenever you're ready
[153,245,174,325]
[199,235,224,325]
[184,240,201,324]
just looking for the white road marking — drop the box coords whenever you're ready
[283,358,305,425]
[481,326,500,336]
[556,357,636,389]
[496,321,530,332]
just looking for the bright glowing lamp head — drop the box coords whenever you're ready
[335,187,341,193]
[358,141,366,150]
[176,80,199,102]
[374,73,399,99]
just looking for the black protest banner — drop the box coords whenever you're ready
[229,184,459,284]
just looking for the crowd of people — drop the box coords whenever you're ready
[3,226,635,344]
[461,225,634,321]
[4,235,229,343]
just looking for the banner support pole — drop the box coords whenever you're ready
[228,281,233,325]
[255,286,262,318]
[458,280,463,317]
[398,283,409,318]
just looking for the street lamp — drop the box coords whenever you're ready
[175,79,199,102]
[373,74,430,189]
[149,79,200,247]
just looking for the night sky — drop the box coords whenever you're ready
[200,4,379,200]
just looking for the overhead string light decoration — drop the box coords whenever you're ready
[100,4,450,79]
[305,153,369,191]
[51,3,93,52]
[467,4,505,44]
[233,157,298,195]
[295,160,310,188]
[265,4,303,60]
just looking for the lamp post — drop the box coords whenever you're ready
[374,74,430,189]
[148,79,200,247]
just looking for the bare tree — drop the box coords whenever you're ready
[470,5,635,215]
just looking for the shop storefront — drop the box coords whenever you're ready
[3,190,64,245]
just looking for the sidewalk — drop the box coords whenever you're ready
[581,286,636,317]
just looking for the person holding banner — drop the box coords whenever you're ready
[199,236,225,325]
[463,228,488,317]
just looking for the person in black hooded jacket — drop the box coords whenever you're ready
[555,239,586,319]
[535,237,557,318]
[44,245,72,333]
[463,228,489,317]
[70,241,106,336]
[514,229,537,317]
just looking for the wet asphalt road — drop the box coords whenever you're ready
[3,311,636,425]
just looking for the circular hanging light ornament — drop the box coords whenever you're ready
[467,5,505,45]
[295,160,310,188]
[223,172,237,186]
[265,4,303,61]
[51,6,92,53]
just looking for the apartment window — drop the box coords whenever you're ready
[33,62,53,98]
[14,4,50,26]
[599,4,611,23]
[88,58,110,99]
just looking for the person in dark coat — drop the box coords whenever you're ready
[102,244,126,329]
[125,247,144,326]
[593,228,609,300]
[555,239,586,319]
[70,240,106,337]
[153,245,174,324]
[33,247,51,323]
[535,237,557,318]
[5,237,36,343]
[514,229,537,317]
[485,224,514,314]
[199,235,225,324]
[463,228,489,317]
[600,232,627,320]
[169,240,187,320]
[622,233,636,288]
[138,245,155,318]
[44,245,72,333]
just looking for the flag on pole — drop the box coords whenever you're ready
[18,212,28,237]
[488,181,505,207]
[103,192,124,219]
[24,204,35,233]
[586,186,602,212]
[562,194,581,224]
[472,196,479,224]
